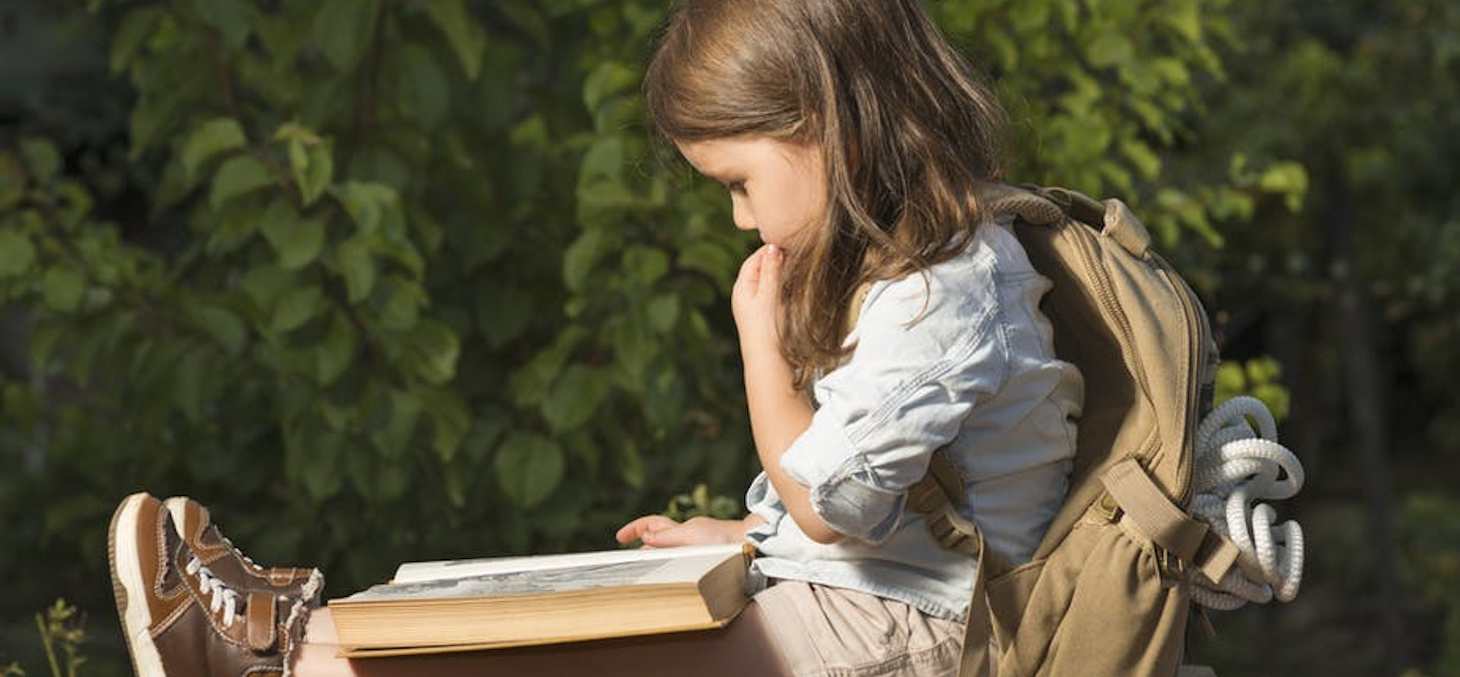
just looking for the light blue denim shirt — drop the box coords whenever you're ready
[744,216,1084,621]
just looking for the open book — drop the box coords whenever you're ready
[327,543,753,657]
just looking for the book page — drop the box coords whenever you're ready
[391,543,742,584]
[340,548,739,603]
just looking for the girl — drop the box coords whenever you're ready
[106,0,1082,675]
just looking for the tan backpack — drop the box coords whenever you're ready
[909,183,1270,677]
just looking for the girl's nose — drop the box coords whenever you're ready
[731,200,754,232]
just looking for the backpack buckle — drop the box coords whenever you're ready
[1158,547,1188,584]
[1095,492,1122,522]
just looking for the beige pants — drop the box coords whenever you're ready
[754,581,963,677]
[292,581,962,677]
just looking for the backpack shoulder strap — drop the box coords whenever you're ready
[908,453,1001,677]
[1101,458,1253,586]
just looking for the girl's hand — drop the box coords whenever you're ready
[615,514,762,548]
[732,244,785,356]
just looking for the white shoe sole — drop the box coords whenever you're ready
[108,493,167,677]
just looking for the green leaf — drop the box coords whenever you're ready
[289,138,334,206]
[1009,0,1051,32]
[542,364,608,432]
[241,264,292,315]
[271,285,326,333]
[676,240,739,290]
[334,237,377,303]
[287,139,306,178]
[1160,0,1203,44]
[367,231,424,277]
[1121,140,1162,180]
[375,275,425,330]
[283,226,329,271]
[369,388,422,458]
[334,181,396,234]
[313,0,379,72]
[582,61,638,112]
[494,432,564,507]
[623,246,669,287]
[985,29,1019,71]
[209,156,274,208]
[1087,33,1134,69]
[611,317,654,383]
[397,46,450,129]
[419,387,471,461]
[1258,162,1310,212]
[206,207,263,256]
[498,0,550,50]
[1151,57,1191,88]
[1215,362,1247,403]
[20,138,61,182]
[261,202,327,270]
[191,0,250,50]
[0,231,35,277]
[563,229,612,292]
[111,7,161,73]
[1245,356,1284,385]
[170,344,211,423]
[510,327,585,406]
[404,319,460,385]
[185,303,248,357]
[42,267,85,312]
[424,0,488,80]
[476,288,532,348]
[578,135,625,185]
[647,294,680,334]
[128,92,181,160]
[314,311,358,386]
[618,441,645,489]
[287,422,344,501]
[509,114,549,149]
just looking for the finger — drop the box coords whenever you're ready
[640,523,694,548]
[735,247,766,296]
[615,515,676,543]
[615,515,679,544]
[760,244,783,290]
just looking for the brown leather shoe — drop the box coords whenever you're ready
[108,493,311,677]
[164,496,323,604]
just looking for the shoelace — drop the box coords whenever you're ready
[1187,396,1306,610]
[186,556,242,626]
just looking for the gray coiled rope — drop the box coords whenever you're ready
[1188,396,1306,610]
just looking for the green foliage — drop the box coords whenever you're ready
[1215,357,1291,421]
[36,601,86,677]
[0,0,1379,672]
[1178,1,1460,674]
[928,0,1307,251]
[0,600,88,677]
[664,482,742,522]
[1,0,755,605]
[1402,493,1460,677]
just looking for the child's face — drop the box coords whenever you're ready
[676,136,828,249]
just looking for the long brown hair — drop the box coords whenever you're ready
[645,0,1008,387]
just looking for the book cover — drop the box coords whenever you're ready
[328,543,753,656]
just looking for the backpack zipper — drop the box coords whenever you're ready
[1062,225,1161,457]
[1152,254,1210,507]
[1063,218,1206,508]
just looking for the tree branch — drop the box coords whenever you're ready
[353,0,391,147]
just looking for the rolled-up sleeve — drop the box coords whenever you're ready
[778,269,1009,544]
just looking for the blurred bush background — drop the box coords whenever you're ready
[0,0,1456,675]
